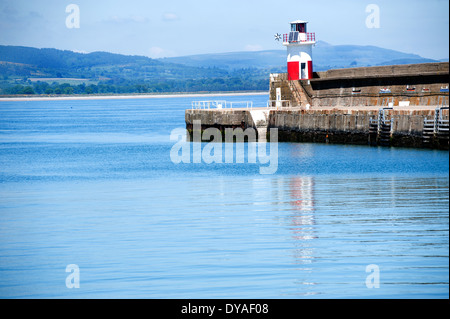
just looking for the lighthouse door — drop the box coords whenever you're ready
[287,61,299,80]
[300,63,306,79]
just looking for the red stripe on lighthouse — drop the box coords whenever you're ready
[307,60,313,79]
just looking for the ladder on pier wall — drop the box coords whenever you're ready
[422,118,435,145]
[379,120,393,146]
[369,108,393,146]
[369,118,378,145]
[423,107,449,146]
[437,118,449,141]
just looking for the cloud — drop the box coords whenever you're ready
[0,4,42,25]
[0,3,18,17]
[27,10,43,20]
[71,49,89,54]
[162,13,179,21]
[148,46,176,58]
[104,15,150,24]
[244,44,263,51]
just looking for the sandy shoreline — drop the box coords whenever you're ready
[0,91,269,102]
[0,92,440,111]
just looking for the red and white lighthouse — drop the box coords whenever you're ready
[283,20,316,80]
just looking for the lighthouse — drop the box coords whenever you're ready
[283,20,316,80]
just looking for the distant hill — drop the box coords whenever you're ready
[159,41,440,71]
[1,43,439,80]
[159,50,286,71]
[0,45,228,81]
[0,45,267,94]
[0,44,443,95]
[0,46,158,70]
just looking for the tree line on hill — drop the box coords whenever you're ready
[1,77,269,95]
[0,45,271,95]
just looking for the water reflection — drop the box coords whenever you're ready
[287,176,317,267]
[287,175,319,294]
[285,145,317,264]
[289,176,316,239]
[289,143,314,159]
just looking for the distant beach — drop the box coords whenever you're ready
[0,91,268,102]
[0,92,439,112]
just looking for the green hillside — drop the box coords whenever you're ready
[0,45,268,95]
[0,43,440,96]
[0,45,230,81]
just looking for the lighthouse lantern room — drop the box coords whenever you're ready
[283,20,316,80]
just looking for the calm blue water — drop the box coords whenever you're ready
[0,94,448,298]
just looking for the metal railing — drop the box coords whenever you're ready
[191,100,253,109]
[283,32,315,43]
[191,101,227,109]
[267,100,291,108]
[228,101,253,109]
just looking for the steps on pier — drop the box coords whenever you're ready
[288,80,310,107]
[249,109,270,142]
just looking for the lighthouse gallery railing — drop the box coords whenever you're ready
[283,32,315,43]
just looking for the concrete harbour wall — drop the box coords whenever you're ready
[270,62,449,108]
[185,109,256,142]
[185,108,449,149]
[186,62,449,149]
[268,108,448,149]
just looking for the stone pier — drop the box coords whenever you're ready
[185,62,449,150]
[185,106,449,149]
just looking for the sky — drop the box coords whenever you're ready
[0,0,448,60]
